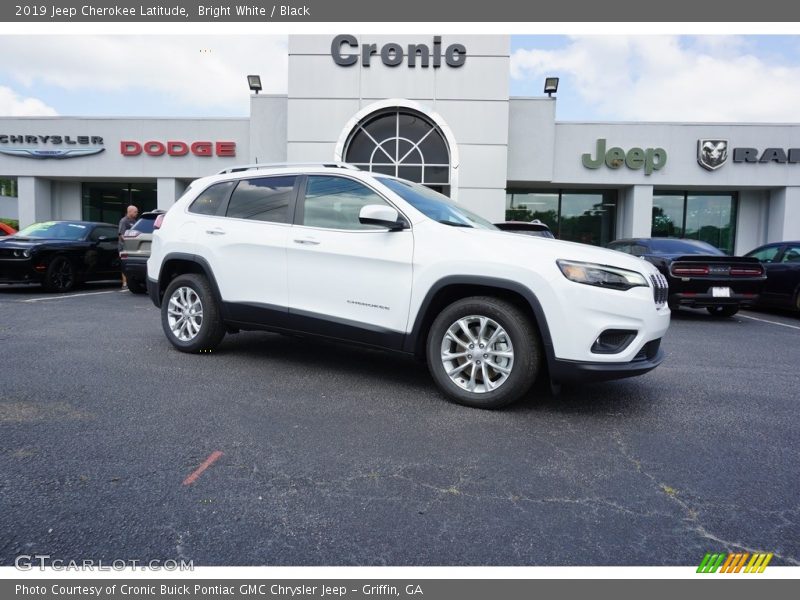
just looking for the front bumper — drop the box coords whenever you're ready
[550,342,665,384]
[0,259,42,284]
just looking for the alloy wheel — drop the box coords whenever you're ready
[50,259,73,290]
[440,315,514,394]
[167,286,204,342]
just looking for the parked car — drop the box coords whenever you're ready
[147,164,670,409]
[608,238,765,317]
[744,241,800,312]
[121,210,165,295]
[0,220,120,292]
[493,220,555,238]
[0,222,16,237]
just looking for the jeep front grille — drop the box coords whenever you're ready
[650,273,669,306]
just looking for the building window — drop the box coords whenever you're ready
[0,177,17,197]
[506,189,617,247]
[652,191,737,254]
[343,108,451,197]
[82,182,157,223]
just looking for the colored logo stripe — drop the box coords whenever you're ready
[697,552,773,573]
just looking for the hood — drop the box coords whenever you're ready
[0,237,79,250]
[455,227,661,276]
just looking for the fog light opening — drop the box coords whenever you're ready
[591,329,637,355]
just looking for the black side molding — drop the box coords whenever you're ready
[403,275,555,367]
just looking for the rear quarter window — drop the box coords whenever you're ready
[188,181,235,216]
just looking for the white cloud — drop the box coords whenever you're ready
[0,85,57,116]
[511,36,800,122]
[0,35,288,113]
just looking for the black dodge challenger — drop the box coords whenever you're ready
[0,221,121,293]
[608,238,766,317]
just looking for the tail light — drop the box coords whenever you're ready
[153,213,165,230]
[672,265,710,276]
[730,266,763,277]
[123,229,140,238]
[119,252,128,259]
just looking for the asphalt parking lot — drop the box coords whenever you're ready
[0,282,798,566]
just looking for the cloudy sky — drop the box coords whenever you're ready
[1,34,799,122]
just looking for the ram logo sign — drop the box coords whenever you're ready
[697,139,729,171]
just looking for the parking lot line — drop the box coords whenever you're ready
[738,313,800,331]
[21,290,119,303]
[182,450,224,486]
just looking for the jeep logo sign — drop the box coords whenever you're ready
[331,35,466,68]
[582,138,667,175]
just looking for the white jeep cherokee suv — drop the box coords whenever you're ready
[147,164,670,409]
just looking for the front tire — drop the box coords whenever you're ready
[42,256,76,293]
[707,305,739,318]
[161,274,225,353]
[426,296,541,409]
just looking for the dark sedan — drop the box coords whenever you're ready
[745,241,800,312]
[608,238,765,317]
[0,221,121,292]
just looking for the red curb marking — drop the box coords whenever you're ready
[182,450,224,486]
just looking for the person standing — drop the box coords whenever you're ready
[118,205,139,289]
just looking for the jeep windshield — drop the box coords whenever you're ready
[378,177,499,230]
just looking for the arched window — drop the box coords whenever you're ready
[343,108,451,196]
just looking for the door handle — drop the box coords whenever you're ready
[293,238,320,246]
[205,228,226,235]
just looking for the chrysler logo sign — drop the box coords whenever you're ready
[697,139,728,171]
[0,134,105,160]
[0,147,104,159]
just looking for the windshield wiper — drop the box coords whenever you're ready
[437,220,471,228]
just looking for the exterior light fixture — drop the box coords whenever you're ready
[544,77,559,97]
[247,75,262,94]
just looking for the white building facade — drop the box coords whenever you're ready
[1,34,799,254]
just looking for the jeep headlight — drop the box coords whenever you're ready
[557,259,648,291]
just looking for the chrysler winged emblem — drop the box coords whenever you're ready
[697,139,728,171]
[0,147,105,159]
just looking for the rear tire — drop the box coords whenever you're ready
[161,274,225,353]
[707,305,739,318]
[42,256,76,293]
[426,296,541,409]
[127,278,146,295]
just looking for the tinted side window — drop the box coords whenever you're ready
[189,181,235,216]
[782,245,800,263]
[303,176,390,230]
[90,226,117,241]
[226,176,296,223]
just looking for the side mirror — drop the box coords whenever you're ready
[359,204,405,231]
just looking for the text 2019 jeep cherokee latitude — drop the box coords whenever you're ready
[147,164,670,408]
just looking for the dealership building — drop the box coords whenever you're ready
[1,34,799,254]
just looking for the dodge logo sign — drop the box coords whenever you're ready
[698,139,728,171]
